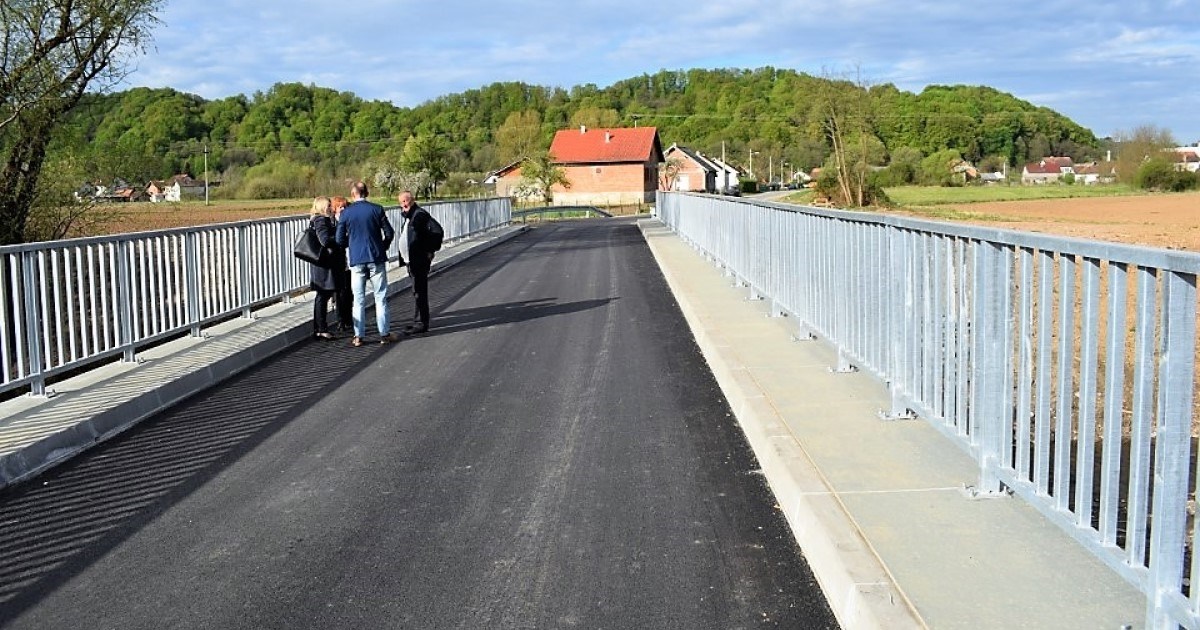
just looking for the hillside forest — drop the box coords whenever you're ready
[48,67,1110,201]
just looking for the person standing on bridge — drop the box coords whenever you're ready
[329,195,354,333]
[335,181,398,346]
[399,190,434,334]
[307,196,345,340]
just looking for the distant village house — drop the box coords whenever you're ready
[485,161,525,200]
[662,144,719,193]
[76,179,144,203]
[147,174,206,202]
[1171,146,1200,173]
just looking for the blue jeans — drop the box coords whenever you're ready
[349,262,389,338]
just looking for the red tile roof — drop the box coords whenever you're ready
[1024,160,1062,174]
[549,126,662,164]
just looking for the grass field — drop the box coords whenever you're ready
[882,183,1143,206]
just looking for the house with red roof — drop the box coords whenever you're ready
[1171,147,1200,173]
[547,125,664,205]
[1021,157,1075,184]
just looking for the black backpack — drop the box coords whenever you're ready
[425,212,444,252]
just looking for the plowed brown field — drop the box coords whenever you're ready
[922,191,1200,252]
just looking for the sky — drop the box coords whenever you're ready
[123,0,1200,145]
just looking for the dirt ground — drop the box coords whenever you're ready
[925,191,1200,252]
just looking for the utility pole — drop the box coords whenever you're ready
[203,144,210,206]
[722,141,727,190]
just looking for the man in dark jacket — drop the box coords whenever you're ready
[400,190,434,334]
[335,181,397,346]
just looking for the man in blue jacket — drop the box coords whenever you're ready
[335,181,398,346]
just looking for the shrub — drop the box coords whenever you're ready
[240,176,292,200]
[234,156,316,198]
[1135,158,1188,191]
[1137,156,1176,190]
[813,168,891,207]
[1164,170,1200,192]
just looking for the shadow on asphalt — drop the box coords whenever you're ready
[0,229,539,622]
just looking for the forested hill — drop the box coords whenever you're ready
[57,67,1100,187]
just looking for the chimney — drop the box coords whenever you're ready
[605,131,612,143]
[580,125,587,134]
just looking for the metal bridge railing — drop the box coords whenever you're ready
[656,191,1200,630]
[0,197,511,399]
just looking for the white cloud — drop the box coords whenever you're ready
[114,0,1200,142]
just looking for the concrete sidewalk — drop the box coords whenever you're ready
[0,225,527,489]
[638,219,1145,630]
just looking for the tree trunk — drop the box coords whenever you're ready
[0,102,73,245]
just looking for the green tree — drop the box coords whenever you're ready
[812,71,884,207]
[877,146,922,186]
[569,107,620,129]
[1113,124,1176,187]
[519,151,571,204]
[918,149,964,186]
[0,0,162,244]
[400,134,450,192]
[24,150,118,242]
[495,109,543,165]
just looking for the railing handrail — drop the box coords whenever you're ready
[0,197,512,254]
[0,197,512,398]
[656,191,1200,630]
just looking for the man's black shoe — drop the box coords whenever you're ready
[404,324,428,334]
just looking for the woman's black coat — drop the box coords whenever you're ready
[308,215,345,292]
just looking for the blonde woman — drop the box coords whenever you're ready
[329,196,353,332]
[308,196,344,339]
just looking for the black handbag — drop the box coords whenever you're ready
[293,226,328,266]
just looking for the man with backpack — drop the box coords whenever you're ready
[399,190,442,334]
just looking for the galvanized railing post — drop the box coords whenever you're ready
[185,231,202,337]
[239,226,252,319]
[971,240,1006,494]
[114,240,135,363]
[1145,270,1197,629]
[883,224,912,419]
[21,251,45,396]
[280,221,293,304]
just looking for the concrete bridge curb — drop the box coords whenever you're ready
[638,219,925,630]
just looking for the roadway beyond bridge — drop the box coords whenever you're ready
[0,219,839,629]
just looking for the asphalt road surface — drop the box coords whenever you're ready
[0,218,838,629]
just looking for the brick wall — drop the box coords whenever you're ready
[495,168,522,198]
[551,163,655,205]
